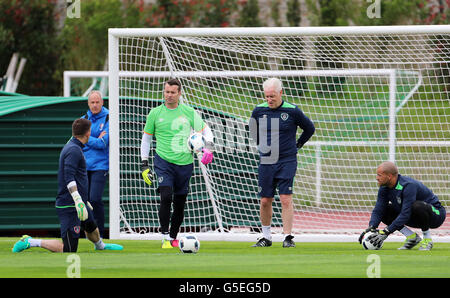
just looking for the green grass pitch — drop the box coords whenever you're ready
[1,238,449,278]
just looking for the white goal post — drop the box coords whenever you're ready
[108,26,450,242]
[63,71,109,97]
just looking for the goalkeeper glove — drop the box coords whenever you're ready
[71,192,88,221]
[368,228,390,247]
[141,160,154,186]
[358,226,376,244]
[200,148,213,165]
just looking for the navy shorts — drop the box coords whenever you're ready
[408,203,447,229]
[56,205,96,240]
[383,201,447,230]
[258,160,297,198]
[154,153,193,195]
[428,205,447,229]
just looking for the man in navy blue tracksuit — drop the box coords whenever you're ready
[81,90,109,238]
[359,161,446,251]
[12,118,122,253]
[249,78,315,248]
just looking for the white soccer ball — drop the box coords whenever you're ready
[179,235,200,253]
[187,132,205,152]
[362,231,383,250]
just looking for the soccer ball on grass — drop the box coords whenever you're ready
[361,231,383,250]
[179,235,200,253]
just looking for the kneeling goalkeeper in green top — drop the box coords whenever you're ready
[359,161,446,251]
[140,78,214,249]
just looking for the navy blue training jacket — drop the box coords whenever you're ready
[369,174,442,232]
[249,100,315,164]
[56,138,89,207]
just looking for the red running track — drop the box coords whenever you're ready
[292,211,450,232]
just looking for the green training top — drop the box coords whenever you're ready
[144,103,206,165]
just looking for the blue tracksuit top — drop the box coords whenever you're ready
[369,174,443,232]
[56,138,89,207]
[250,101,315,164]
[81,107,109,171]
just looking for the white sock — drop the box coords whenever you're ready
[28,239,41,247]
[399,227,414,237]
[94,239,105,250]
[422,229,431,239]
[262,225,272,240]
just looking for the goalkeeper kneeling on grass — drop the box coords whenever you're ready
[12,118,123,253]
[359,161,446,251]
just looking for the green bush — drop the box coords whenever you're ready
[59,0,142,72]
[0,0,61,95]
[238,0,261,27]
[0,0,442,97]
[356,0,424,26]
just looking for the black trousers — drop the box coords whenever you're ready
[381,201,446,231]
[87,170,108,238]
[158,186,187,239]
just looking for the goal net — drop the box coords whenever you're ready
[108,26,450,241]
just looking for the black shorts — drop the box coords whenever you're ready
[383,201,446,230]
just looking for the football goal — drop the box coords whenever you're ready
[108,26,450,242]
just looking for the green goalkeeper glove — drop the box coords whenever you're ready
[141,160,154,186]
[72,192,88,221]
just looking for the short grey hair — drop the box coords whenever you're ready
[88,90,103,100]
[263,77,283,93]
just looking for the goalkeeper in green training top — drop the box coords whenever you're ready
[140,78,214,249]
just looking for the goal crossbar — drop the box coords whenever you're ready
[109,25,450,37]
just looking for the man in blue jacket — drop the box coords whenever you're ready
[359,161,446,251]
[81,90,109,238]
